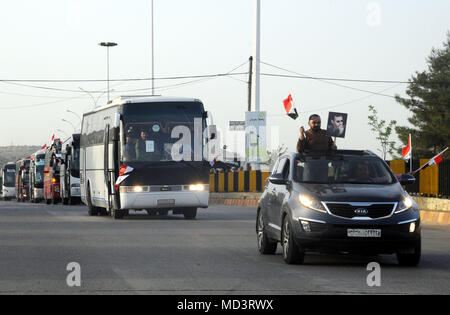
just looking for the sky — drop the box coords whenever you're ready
[0,0,449,160]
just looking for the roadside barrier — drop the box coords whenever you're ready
[209,171,270,193]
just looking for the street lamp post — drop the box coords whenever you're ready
[62,119,76,132]
[66,110,81,125]
[98,42,118,102]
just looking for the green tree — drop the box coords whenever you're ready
[264,144,288,170]
[395,32,450,157]
[368,105,398,160]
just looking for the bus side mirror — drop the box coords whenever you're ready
[208,125,217,140]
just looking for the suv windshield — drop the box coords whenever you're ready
[295,155,395,185]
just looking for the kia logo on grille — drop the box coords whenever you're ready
[354,208,369,216]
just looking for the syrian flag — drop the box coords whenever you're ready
[283,94,298,120]
[402,134,412,160]
[414,147,448,173]
[115,165,134,191]
[210,156,218,167]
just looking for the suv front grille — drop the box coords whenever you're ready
[324,202,396,219]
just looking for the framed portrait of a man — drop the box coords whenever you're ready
[327,112,348,138]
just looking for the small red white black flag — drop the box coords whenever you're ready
[115,165,134,190]
[283,94,298,120]
[413,147,448,174]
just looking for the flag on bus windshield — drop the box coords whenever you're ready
[115,165,134,191]
[402,134,412,160]
[283,94,298,120]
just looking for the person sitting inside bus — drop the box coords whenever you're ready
[135,130,151,161]
[123,134,136,162]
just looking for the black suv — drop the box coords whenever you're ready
[257,150,421,266]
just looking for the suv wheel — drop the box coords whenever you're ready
[282,215,305,264]
[257,209,277,254]
[397,240,421,267]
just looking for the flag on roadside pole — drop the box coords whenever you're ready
[402,134,412,160]
[283,94,298,120]
[402,134,412,173]
[51,135,55,141]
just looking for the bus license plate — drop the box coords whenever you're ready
[157,199,175,206]
[347,229,381,238]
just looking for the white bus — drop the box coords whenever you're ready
[1,162,16,201]
[29,150,46,203]
[80,96,213,219]
[60,134,81,205]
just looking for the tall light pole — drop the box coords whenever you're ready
[62,119,76,132]
[79,87,114,109]
[252,0,261,171]
[98,42,118,102]
[66,109,81,125]
[151,0,155,95]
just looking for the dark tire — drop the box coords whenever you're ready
[256,209,277,255]
[46,198,51,205]
[282,215,305,265]
[63,198,68,205]
[183,208,197,220]
[86,185,100,216]
[157,209,169,216]
[397,240,421,267]
[112,208,125,220]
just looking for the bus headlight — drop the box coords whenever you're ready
[133,186,144,193]
[119,186,148,193]
[189,184,205,191]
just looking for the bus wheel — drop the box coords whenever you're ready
[183,208,197,220]
[86,185,100,216]
[63,198,68,205]
[46,198,51,205]
[158,210,168,216]
[112,208,124,220]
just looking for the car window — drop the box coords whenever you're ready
[275,158,287,175]
[282,159,290,180]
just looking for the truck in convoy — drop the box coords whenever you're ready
[15,158,31,202]
[80,96,215,219]
[1,162,16,200]
[29,149,46,203]
[43,139,63,205]
[60,134,81,205]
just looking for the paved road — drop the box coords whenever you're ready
[0,201,449,295]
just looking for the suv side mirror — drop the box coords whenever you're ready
[398,174,415,186]
[269,173,288,185]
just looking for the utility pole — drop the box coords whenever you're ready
[248,56,253,112]
[252,0,261,171]
[150,0,155,95]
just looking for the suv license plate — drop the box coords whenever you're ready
[347,229,381,238]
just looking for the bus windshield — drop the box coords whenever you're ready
[122,102,205,163]
[71,147,80,178]
[3,169,15,187]
[35,165,44,186]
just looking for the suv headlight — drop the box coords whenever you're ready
[299,194,326,212]
[395,196,414,214]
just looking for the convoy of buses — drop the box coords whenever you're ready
[1,96,213,219]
